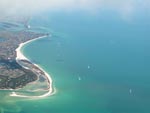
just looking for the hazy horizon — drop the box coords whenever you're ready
[0,0,150,20]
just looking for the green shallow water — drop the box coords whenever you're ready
[1,5,150,113]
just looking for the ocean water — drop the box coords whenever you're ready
[2,8,150,113]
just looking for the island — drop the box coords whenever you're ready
[0,22,53,98]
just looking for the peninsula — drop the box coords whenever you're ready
[0,22,53,97]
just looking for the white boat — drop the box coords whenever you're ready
[129,89,132,94]
[26,25,31,29]
[78,76,81,81]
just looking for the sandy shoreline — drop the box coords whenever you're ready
[10,35,54,98]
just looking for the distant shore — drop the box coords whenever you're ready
[11,35,54,98]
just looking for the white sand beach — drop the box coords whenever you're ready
[11,35,54,98]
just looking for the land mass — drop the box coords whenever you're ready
[0,22,51,94]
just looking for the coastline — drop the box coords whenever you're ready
[10,35,55,98]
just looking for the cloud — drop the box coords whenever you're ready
[0,0,101,15]
[0,0,149,19]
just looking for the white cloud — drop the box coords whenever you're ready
[0,0,149,19]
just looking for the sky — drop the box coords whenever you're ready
[0,0,149,19]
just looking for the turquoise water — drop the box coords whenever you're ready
[3,8,150,113]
